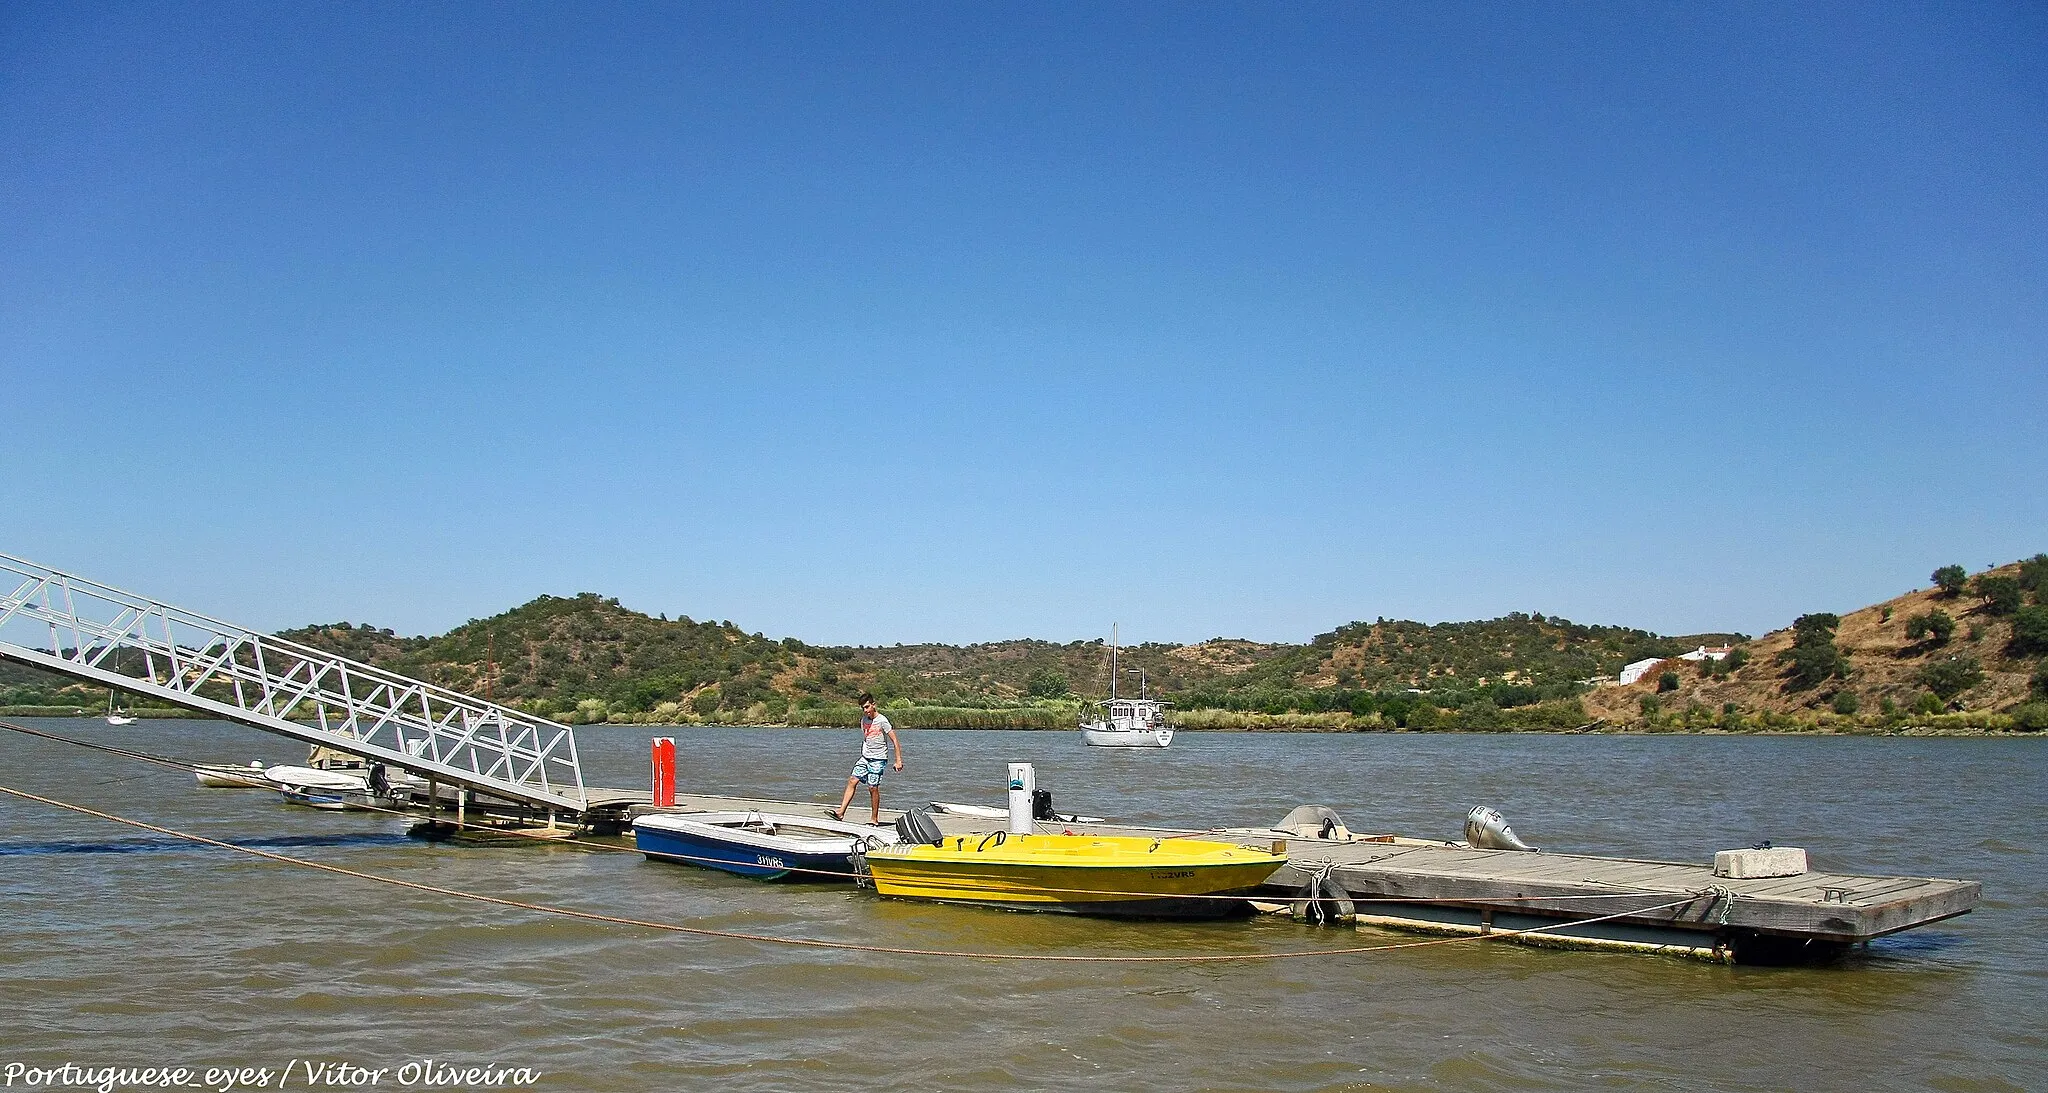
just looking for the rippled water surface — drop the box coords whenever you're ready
[2,720,2042,1091]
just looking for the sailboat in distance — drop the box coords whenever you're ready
[1078,624,1173,748]
[104,647,138,725]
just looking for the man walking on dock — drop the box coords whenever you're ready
[831,692,901,824]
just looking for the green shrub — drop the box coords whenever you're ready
[1913,692,1945,715]
[1905,610,1954,645]
[1779,614,1848,690]
[1915,655,1984,701]
[2019,553,2048,596]
[1639,694,1662,717]
[1025,666,1070,698]
[1657,670,1680,692]
[2010,607,2048,656]
[2010,702,2048,732]
[1831,691,1861,715]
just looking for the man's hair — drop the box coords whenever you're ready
[857,692,875,706]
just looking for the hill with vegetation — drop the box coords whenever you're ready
[1581,556,2048,733]
[5,556,2042,732]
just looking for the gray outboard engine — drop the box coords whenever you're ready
[1464,805,1537,851]
[895,805,945,846]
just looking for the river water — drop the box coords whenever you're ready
[1,719,2041,1092]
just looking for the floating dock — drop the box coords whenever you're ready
[621,797,1980,963]
[1257,835,1980,962]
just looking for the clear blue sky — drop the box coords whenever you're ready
[4,2,2042,647]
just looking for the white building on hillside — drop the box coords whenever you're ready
[1677,645,1733,662]
[1618,658,1666,686]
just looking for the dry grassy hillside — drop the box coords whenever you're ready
[1584,558,2044,726]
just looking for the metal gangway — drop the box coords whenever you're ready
[0,552,588,814]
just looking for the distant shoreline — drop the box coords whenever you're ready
[5,706,2033,738]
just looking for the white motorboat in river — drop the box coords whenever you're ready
[195,761,274,788]
[265,763,420,811]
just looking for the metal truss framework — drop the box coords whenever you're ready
[0,553,588,812]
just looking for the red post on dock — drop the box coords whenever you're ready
[650,737,676,807]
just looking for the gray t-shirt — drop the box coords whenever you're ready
[860,713,893,759]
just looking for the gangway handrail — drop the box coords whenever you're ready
[0,552,588,812]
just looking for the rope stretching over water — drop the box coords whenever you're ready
[5,720,1712,904]
[0,778,1711,963]
[1,719,1724,928]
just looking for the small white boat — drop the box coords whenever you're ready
[104,690,136,726]
[1080,624,1173,748]
[634,811,898,881]
[265,764,417,811]
[266,765,368,809]
[195,761,273,789]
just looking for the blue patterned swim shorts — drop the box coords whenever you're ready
[850,757,888,785]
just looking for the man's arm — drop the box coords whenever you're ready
[887,727,903,768]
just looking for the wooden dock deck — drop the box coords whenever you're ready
[1261,837,1980,961]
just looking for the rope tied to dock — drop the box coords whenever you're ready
[2,719,1747,908]
[1710,884,1737,927]
[0,781,1717,965]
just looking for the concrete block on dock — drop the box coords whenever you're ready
[1714,846,1807,879]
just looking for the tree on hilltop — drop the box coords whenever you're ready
[1932,565,1969,596]
[1973,574,2023,616]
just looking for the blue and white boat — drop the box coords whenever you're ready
[633,811,897,881]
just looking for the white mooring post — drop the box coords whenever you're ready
[1007,762,1035,835]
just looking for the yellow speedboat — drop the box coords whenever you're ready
[863,832,1287,918]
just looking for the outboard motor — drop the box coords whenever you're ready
[1031,788,1055,821]
[1464,805,1537,851]
[895,805,945,847]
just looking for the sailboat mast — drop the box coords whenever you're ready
[1110,623,1118,701]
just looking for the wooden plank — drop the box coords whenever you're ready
[1563,862,1705,889]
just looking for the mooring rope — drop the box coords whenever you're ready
[0,782,1712,964]
[0,719,1727,910]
